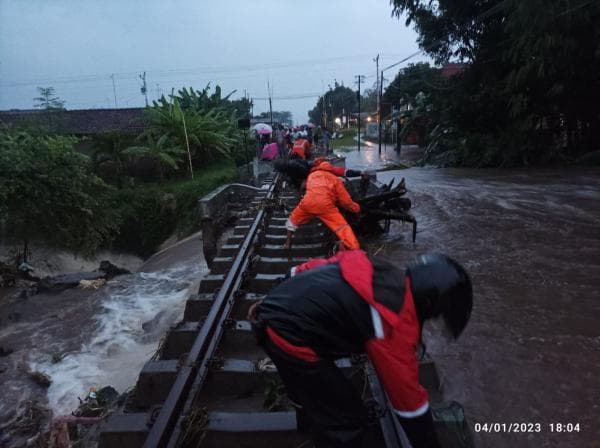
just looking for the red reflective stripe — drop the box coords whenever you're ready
[266,326,320,362]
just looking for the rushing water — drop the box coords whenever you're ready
[27,264,203,415]
[0,234,207,448]
[369,165,600,448]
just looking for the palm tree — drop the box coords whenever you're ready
[124,134,185,183]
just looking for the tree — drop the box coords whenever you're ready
[308,82,358,127]
[0,127,118,260]
[92,132,135,187]
[256,110,293,125]
[124,133,185,183]
[33,87,66,110]
[389,0,600,166]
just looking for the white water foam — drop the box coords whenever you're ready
[29,263,204,415]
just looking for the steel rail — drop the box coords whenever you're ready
[143,176,279,448]
[141,171,406,448]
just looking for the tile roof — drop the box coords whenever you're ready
[0,107,147,135]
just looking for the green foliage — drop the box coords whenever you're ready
[125,133,186,182]
[110,184,174,257]
[33,87,66,110]
[143,87,244,169]
[111,161,238,256]
[255,110,293,126]
[309,81,358,126]
[0,127,119,256]
[92,131,136,187]
[170,85,251,117]
[388,0,600,166]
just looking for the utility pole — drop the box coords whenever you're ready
[355,75,365,152]
[374,55,380,142]
[110,74,118,108]
[139,72,148,107]
[267,80,273,127]
[328,85,333,130]
[378,70,383,155]
[322,92,326,127]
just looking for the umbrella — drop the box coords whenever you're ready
[252,123,273,135]
[307,123,316,129]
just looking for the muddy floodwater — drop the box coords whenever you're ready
[370,165,600,448]
[1,143,598,448]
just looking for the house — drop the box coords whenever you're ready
[440,62,466,78]
[0,107,147,136]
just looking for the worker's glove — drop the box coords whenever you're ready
[345,169,362,178]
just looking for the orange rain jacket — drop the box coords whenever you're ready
[290,138,311,159]
[287,162,361,250]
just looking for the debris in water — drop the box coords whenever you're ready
[78,278,107,289]
[51,352,66,364]
[6,400,51,437]
[74,386,120,418]
[28,370,52,388]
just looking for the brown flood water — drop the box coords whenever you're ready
[371,166,600,448]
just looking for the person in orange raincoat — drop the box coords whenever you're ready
[290,137,311,160]
[285,161,361,250]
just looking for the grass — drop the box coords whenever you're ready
[330,127,360,152]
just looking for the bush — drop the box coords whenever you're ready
[111,161,237,257]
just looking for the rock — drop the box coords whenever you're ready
[29,370,52,388]
[98,260,130,278]
[0,347,14,357]
[96,386,119,406]
[78,279,107,289]
[37,272,107,293]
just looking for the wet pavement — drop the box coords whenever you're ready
[343,147,600,448]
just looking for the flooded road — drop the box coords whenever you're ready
[1,146,598,448]
[370,165,600,448]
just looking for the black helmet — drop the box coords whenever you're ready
[273,159,310,190]
[407,253,473,339]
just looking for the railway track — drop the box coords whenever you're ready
[98,174,465,448]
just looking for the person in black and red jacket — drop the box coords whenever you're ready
[248,250,473,448]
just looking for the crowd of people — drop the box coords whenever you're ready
[248,121,474,448]
[256,123,333,161]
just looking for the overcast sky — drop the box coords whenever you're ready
[0,0,427,123]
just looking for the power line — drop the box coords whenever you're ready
[0,53,379,88]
